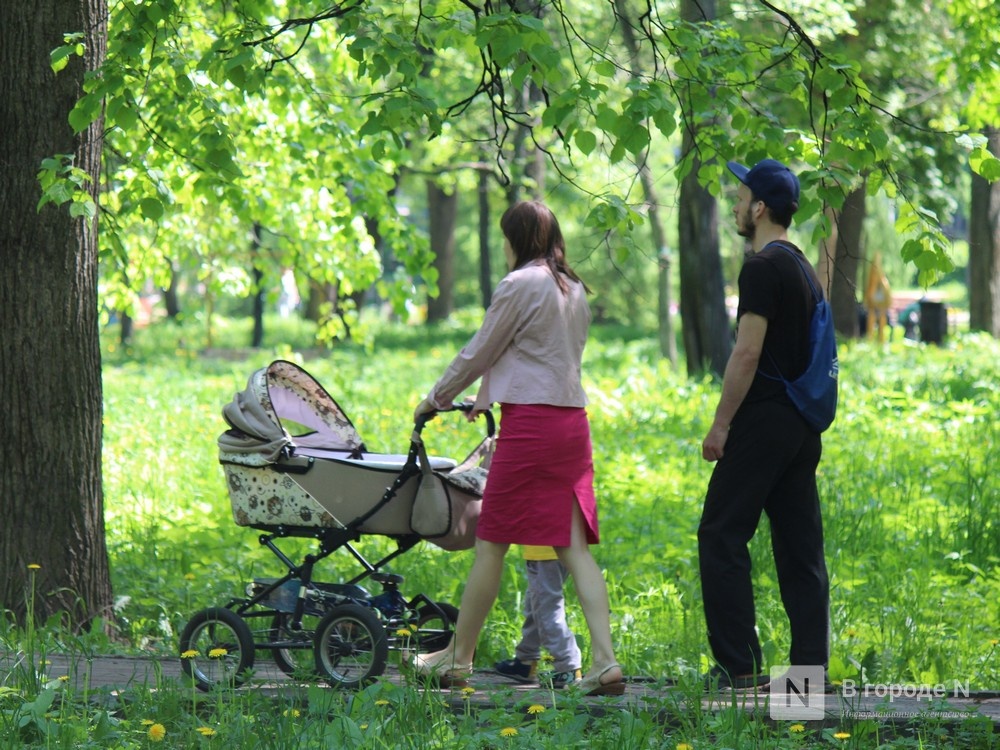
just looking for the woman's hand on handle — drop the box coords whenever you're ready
[414,397,437,424]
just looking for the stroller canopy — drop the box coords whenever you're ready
[219,360,365,466]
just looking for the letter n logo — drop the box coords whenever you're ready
[769,665,826,720]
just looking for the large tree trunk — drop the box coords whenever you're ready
[426,181,458,323]
[969,126,1000,337]
[1,0,112,627]
[677,0,729,377]
[615,0,677,366]
[678,150,729,377]
[819,183,867,338]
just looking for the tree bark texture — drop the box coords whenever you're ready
[478,167,494,309]
[426,181,458,323]
[615,0,677,366]
[0,0,112,626]
[969,126,1000,337]
[677,0,729,377]
[822,182,867,338]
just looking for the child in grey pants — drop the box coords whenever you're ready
[494,546,582,687]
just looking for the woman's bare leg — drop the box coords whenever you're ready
[421,538,509,668]
[556,502,621,683]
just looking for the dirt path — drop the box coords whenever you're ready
[3,651,997,729]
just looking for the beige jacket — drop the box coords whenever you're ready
[426,260,590,411]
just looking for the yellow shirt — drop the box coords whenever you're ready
[521,545,558,561]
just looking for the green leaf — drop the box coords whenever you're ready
[140,197,164,221]
[574,130,597,155]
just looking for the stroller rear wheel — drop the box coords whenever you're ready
[179,607,255,691]
[314,604,388,689]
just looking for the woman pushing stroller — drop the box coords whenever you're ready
[411,200,624,697]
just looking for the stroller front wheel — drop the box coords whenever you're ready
[179,607,255,691]
[314,604,388,689]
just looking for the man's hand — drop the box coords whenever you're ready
[702,423,729,462]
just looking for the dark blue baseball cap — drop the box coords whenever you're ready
[727,158,800,212]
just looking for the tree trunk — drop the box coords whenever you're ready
[426,181,458,323]
[615,0,677,366]
[969,126,1000,337]
[478,166,494,309]
[677,0,729,377]
[678,150,730,377]
[250,223,265,347]
[824,182,867,338]
[163,258,181,320]
[0,0,112,627]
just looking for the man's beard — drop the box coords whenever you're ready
[737,207,756,240]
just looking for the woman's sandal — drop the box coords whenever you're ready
[411,650,473,688]
[576,663,625,696]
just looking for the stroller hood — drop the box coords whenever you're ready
[219,360,364,466]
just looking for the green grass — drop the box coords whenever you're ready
[2,313,999,748]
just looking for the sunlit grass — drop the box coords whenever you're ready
[2,314,997,747]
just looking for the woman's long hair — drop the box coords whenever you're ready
[500,201,589,294]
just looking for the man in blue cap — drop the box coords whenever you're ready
[698,158,830,690]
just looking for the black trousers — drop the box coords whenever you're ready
[698,399,830,676]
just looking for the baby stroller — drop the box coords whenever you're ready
[178,360,493,691]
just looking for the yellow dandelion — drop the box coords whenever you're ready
[677,744,694,750]
[375,699,390,707]
[196,726,216,737]
[527,704,545,714]
[500,727,518,737]
[184,573,196,581]
[282,708,301,718]
[148,723,166,742]
[789,723,805,733]
[834,732,851,740]
[990,639,999,646]
[207,648,228,658]
[58,676,69,683]
[461,686,476,696]
[396,629,412,638]
[180,650,198,659]
[27,564,41,570]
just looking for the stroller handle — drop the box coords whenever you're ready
[415,403,495,438]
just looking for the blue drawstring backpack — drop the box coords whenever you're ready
[760,242,839,433]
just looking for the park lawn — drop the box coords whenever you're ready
[3,315,998,748]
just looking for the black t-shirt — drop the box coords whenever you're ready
[736,241,820,406]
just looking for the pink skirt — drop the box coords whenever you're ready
[475,403,598,546]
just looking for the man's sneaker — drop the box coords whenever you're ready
[703,665,770,691]
[494,658,538,684]
[547,668,582,689]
